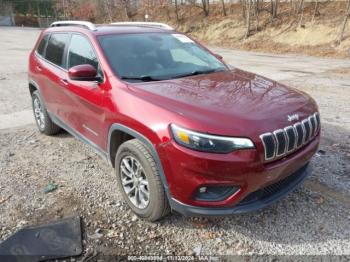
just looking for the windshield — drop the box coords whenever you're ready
[98,33,227,82]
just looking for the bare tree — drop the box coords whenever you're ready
[241,0,247,19]
[245,0,252,38]
[297,0,304,14]
[337,0,350,44]
[174,0,179,21]
[104,0,112,22]
[120,0,138,20]
[289,0,293,16]
[312,0,320,22]
[200,0,209,16]
[270,0,278,20]
[221,0,227,16]
[298,0,305,27]
[255,0,260,31]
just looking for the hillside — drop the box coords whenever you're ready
[151,1,350,58]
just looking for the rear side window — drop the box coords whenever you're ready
[37,34,49,56]
[45,33,70,68]
[68,34,98,70]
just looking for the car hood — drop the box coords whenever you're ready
[128,68,318,137]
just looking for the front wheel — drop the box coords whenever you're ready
[115,139,170,221]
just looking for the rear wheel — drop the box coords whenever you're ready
[31,90,61,135]
[115,139,170,221]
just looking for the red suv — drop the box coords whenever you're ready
[28,21,320,221]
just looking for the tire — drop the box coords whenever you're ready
[31,90,61,135]
[115,139,170,221]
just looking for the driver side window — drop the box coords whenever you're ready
[68,34,100,73]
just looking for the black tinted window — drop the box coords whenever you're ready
[68,34,98,70]
[37,34,49,56]
[45,33,69,67]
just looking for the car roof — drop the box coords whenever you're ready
[94,25,173,35]
[45,22,175,36]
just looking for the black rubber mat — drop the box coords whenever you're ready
[0,216,82,262]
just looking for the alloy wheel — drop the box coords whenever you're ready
[33,97,45,129]
[120,155,150,209]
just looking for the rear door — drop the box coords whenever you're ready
[65,33,105,148]
[39,33,71,121]
[31,33,50,100]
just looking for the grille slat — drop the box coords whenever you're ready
[260,133,276,160]
[260,113,320,162]
[302,119,311,143]
[284,126,297,153]
[274,129,287,156]
[294,123,304,147]
[309,115,316,137]
[315,113,320,133]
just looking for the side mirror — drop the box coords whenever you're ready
[214,53,223,60]
[68,64,100,81]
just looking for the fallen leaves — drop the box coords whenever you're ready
[313,195,325,205]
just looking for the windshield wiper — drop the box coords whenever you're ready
[120,75,161,82]
[171,68,225,79]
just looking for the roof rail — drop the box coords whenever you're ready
[110,22,174,30]
[50,20,97,31]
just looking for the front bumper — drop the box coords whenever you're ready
[169,163,311,216]
[158,132,319,215]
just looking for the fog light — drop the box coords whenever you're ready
[199,187,207,193]
[194,185,239,202]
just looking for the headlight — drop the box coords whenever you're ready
[170,124,255,153]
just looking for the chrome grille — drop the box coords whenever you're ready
[302,119,311,142]
[260,113,320,162]
[274,129,287,157]
[294,123,304,147]
[284,126,297,153]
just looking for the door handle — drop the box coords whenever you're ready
[36,65,42,72]
[59,79,69,87]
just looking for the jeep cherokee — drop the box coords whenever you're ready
[28,21,321,221]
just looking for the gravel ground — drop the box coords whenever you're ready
[0,27,349,258]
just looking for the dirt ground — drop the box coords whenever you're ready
[0,27,350,259]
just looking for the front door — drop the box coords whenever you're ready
[64,33,106,149]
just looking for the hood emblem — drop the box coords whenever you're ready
[287,114,299,122]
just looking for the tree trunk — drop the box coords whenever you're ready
[123,0,131,20]
[270,0,273,17]
[297,0,304,14]
[298,0,305,27]
[104,0,112,23]
[312,0,319,22]
[175,0,179,21]
[221,0,227,16]
[245,0,252,38]
[206,0,210,16]
[273,0,278,18]
[201,0,209,16]
[255,0,259,31]
[270,0,277,20]
[241,0,246,19]
[337,0,350,44]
